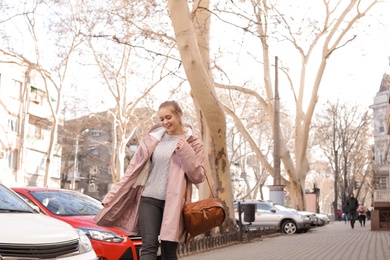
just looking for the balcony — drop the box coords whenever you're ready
[372,190,390,230]
[374,190,390,209]
[374,190,390,202]
[28,101,53,120]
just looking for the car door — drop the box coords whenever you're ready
[254,202,279,228]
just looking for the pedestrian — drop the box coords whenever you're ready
[345,192,359,229]
[342,204,349,224]
[337,209,342,221]
[94,100,207,260]
[366,209,371,221]
[357,203,367,227]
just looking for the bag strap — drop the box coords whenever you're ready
[185,174,215,203]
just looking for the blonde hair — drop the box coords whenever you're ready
[159,101,183,118]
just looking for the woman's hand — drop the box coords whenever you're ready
[177,138,187,149]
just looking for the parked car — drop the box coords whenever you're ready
[273,204,327,227]
[12,186,160,260]
[316,213,331,225]
[233,200,312,234]
[266,202,315,227]
[0,183,96,259]
[294,210,319,227]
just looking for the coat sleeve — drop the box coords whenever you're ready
[101,139,150,206]
[176,137,206,184]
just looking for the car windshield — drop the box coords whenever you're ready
[30,190,103,216]
[0,184,35,213]
[273,204,293,212]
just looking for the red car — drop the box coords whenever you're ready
[12,187,155,260]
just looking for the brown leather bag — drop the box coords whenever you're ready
[182,176,226,241]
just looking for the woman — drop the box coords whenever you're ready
[94,101,206,260]
[357,203,367,227]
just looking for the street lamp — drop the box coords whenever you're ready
[71,129,89,190]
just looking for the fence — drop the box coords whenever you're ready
[177,227,278,257]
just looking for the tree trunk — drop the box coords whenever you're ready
[168,0,236,233]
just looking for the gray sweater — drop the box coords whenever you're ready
[142,133,186,200]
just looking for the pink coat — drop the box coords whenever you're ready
[94,124,206,242]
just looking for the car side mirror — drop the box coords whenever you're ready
[270,209,276,213]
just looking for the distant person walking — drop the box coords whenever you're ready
[366,209,371,221]
[345,193,359,229]
[342,204,349,224]
[357,203,368,227]
[337,209,342,221]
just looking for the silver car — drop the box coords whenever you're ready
[234,200,312,234]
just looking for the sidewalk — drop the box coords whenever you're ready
[179,220,390,260]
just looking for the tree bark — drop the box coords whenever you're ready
[167,0,236,232]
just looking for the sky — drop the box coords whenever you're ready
[319,32,389,109]
[317,1,390,109]
[2,0,389,114]
[210,1,390,113]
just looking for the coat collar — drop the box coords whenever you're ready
[148,124,193,141]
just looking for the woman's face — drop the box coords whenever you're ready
[158,107,182,135]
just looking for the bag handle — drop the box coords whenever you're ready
[185,174,215,203]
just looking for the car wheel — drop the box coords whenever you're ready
[282,220,297,234]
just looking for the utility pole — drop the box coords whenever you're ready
[269,56,285,205]
[274,56,281,186]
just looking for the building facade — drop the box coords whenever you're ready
[371,61,390,230]
[60,108,155,199]
[0,49,62,187]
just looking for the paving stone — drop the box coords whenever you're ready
[179,220,390,260]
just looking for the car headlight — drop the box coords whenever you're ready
[75,229,94,254]
[79,228,124,243]
[299,214,308,219]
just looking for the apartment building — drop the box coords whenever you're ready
[60,108,155,199]
[371,60,390,230]
[0,49,62,187]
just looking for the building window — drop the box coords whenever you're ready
[375,176,388,190]
[5,150,17,170]
[130,145,137,152]
[51,156,61,178]
[379,125,384,133]
[91,148,99,155]
[26,150,45,175]
[90,128,102,136]
[7,115,19,133]
[35,126,44,139]
[10,80,22,100]
[30,87,44,105]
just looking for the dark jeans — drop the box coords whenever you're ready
[358,215,366,226]
[350,211,357,228]
[139,196,178,260]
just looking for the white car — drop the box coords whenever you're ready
[0,183,97,259]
